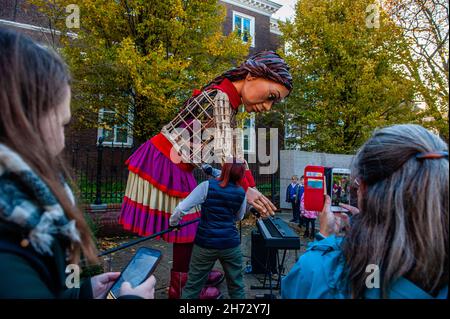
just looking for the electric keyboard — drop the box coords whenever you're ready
[256,217,300,250]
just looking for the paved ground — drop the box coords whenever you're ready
[98,210,317,299]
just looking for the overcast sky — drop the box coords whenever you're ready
[272,0,298,22]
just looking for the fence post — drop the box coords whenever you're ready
[271,171,275,205]
[95,137,104,205]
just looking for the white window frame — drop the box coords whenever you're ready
[232,11,255,47]
[97,108,134,147]
[306,123,316,133]
[241,112,256,154]
[284,121,296,140]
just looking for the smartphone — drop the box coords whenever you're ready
[328,168,351,213]
[107,247,162,299]
[304,165,325,211]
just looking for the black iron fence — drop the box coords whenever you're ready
[66,139,280,207]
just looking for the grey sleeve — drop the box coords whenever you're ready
[175,181,209,215]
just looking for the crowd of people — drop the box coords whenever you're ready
[0,28,448,300]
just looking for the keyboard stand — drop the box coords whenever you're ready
[250,248,288,297]
[275,249,288,289]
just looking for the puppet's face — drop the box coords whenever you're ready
[240,74,289,113]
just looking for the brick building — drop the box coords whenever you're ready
[221,0,282,54]
[0,0,68,45]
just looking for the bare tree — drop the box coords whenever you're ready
[384,0,449,139]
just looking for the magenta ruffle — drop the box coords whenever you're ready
[126,139,197,197]
[119,197,199,243]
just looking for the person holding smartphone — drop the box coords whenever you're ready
[0,29,155,299]
[169,158,247,299]
[281,124,448,299]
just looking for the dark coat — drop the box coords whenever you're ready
[0,220,93,299]
[286,183,299,203]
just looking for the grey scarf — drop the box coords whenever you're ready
[0,143,80,255]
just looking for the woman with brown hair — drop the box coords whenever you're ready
[0,28,154,299]
[282,124,448,299]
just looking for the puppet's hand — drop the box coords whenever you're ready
[201,164,214,176]
[246,187,276,218]
[201,164,221,178]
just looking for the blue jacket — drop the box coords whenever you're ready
[195,179,246,250]
[296,185,304,205]
[286,183,299,203]
[281,235,448,299]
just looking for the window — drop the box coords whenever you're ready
[306,123,316,133]
[232,11,255,47]
[97,108,133,147]
[284,117,317,150]
[242,112,256,154]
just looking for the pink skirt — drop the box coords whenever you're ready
[118,137,200,243]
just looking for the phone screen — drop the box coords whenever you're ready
[108,248,161,299]
[330,169,351,210]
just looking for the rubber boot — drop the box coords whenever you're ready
[206,269,225,287]
[168,270,188,299]
[168,269,222,299]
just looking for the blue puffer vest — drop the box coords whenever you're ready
[195,179,246,250]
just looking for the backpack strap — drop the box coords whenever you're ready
[0,239,55,292]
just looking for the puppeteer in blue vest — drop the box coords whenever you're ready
[170,159,247,299]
